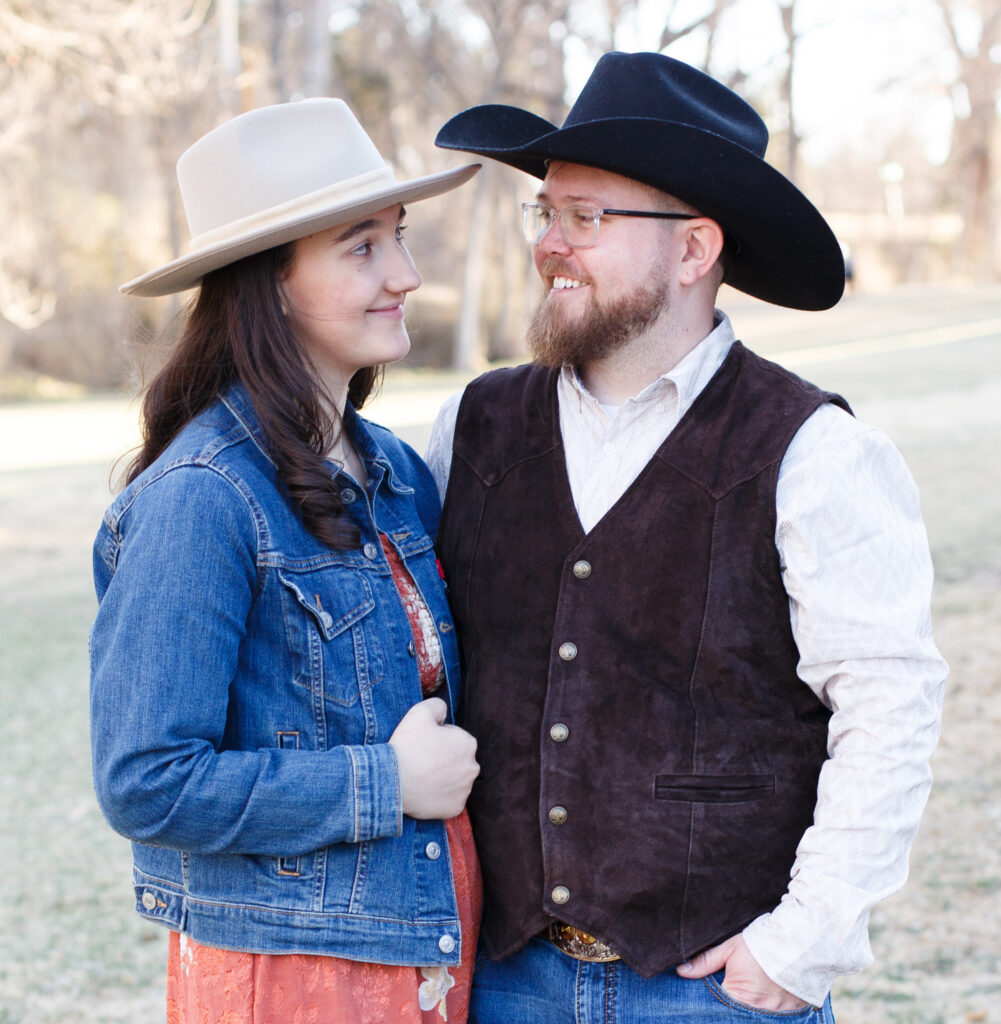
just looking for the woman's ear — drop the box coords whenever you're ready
[678,218,725,286]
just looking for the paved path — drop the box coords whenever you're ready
[2,283,1000,472]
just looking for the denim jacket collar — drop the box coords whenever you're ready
[219,382,413,496]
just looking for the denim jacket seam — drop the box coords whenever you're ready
[106,455,268,592]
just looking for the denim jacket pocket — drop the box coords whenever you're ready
[277,568,386,707]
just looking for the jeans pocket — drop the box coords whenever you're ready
[703,972,821,1019]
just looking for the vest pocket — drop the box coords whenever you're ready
[654,773,775,803]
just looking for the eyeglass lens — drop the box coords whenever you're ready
[522,204,600,248]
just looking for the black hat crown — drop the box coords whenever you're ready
[436,52,844,311]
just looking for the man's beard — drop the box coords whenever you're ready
[527,264,671,369]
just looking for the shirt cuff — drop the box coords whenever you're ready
[742,897,874,1007]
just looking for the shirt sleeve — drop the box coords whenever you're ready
[424,390,464,504]
[742,403,948,1005]
[89,464,402,858]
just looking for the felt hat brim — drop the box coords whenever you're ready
[121,163,479,298]
[436,105,845,311]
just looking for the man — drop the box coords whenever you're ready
[425,52,946,1021]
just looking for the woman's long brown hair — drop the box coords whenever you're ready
[126,243,380,549]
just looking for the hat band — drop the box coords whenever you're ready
[187,165,399,251]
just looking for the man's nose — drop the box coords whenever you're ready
[537,216,572,256]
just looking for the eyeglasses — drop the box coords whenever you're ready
[521,201,697,248]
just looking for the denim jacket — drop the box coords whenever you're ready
[89,384,465,966]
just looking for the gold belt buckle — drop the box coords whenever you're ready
[548,922,621,962]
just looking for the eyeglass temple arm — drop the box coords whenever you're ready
[598,209,697,220]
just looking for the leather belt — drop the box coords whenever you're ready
[545,922,621,962]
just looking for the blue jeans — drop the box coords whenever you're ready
[470,938,836,1024]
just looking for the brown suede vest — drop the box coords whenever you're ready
[437,342,850,977]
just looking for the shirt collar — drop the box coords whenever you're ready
[560,310,736,417]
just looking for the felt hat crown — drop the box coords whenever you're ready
[122,98,479,297]
[435,51,844,310]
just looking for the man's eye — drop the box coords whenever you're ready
[570,210,596,228]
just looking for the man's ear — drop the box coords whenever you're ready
[678,218,725,286]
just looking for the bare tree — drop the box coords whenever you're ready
[0,0,221,383]
[775,0,800,183]
[934,0,1001,277]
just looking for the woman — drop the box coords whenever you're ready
[89,99,481,1023]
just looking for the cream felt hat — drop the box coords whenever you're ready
[122,98,480,297]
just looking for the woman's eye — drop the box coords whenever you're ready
[396,224,408,241]
[351,241,372,257]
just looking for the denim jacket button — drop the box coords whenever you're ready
[438,934,456,954]
[425,841,442,860]
[363,542,379,560]
[141,891,157,911]
[320,611,333,629]
[341,488,357,504]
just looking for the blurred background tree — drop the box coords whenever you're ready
[0,0,996,391]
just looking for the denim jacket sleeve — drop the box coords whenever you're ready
[90,463,402,856]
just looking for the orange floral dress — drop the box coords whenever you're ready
[166,536,482,1024]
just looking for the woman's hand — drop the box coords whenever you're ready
[389,697,480,819]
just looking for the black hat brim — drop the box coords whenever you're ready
[436,105,845,311]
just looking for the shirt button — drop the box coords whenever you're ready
[141,891,157,911]
[602,442,615,455]
[425,841,442,860]
[548,806,568,825]
[341,488,357,504]
[572,560,592,579]
[550,723,569,742]
[438,934,456,954]
[551,885,570,905]
[558,642,577,661]
[363,542,378,560]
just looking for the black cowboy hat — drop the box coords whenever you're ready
[435,51,844,311]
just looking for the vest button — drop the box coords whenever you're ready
[572,560,592,579]
[425,841,442,860]
[549,722,569,742]
[438,934,456,954]
[551,885,570,905]
[558,642,578,661]
[548,805,568,825]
